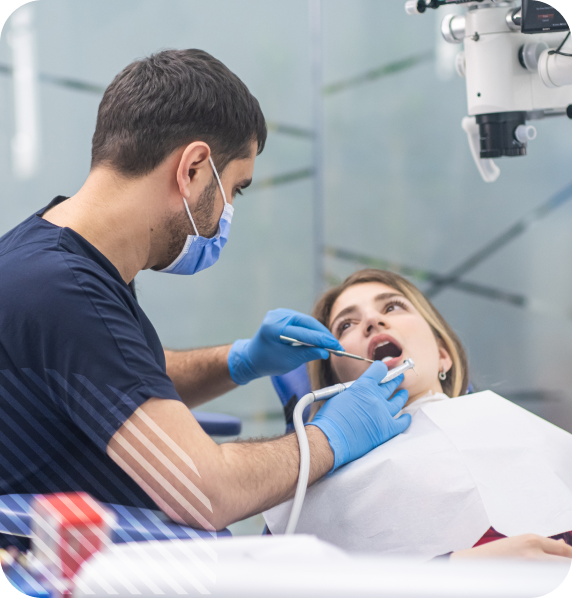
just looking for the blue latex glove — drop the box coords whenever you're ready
[309,361,411,471]
[228,308,344,385]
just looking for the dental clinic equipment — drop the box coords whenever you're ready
[285,358,416,535]
[406,0,572,182]
[280,335,375,363]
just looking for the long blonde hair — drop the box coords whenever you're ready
[308,269,469,398]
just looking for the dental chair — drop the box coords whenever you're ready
[0,412,239,543]
[0,494,231,546]
[0,493,232,597]
[192,410,242,436]
[271,364,312,433]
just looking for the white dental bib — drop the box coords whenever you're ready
[264,391,572,560]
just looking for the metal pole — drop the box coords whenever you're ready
[309,0,325,299]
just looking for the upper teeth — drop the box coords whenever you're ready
[376,341,389,348]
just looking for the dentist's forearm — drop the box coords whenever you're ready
[213,426,334,527]
[164,345,237,407]
[108,398,335,531]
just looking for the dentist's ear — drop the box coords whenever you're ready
[176,142,212,205]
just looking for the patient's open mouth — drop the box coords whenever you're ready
[372,340,403,363]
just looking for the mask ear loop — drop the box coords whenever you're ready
[183,157,227,238]
[209,156,228,206]
[182,197,200,237]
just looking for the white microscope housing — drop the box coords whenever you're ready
[406,1,572,182]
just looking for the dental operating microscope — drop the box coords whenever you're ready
[406,0,572,182]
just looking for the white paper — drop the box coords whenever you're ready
[264,392,572,560]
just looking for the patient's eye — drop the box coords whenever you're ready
[335,319,353,336]
[384,299,408,314]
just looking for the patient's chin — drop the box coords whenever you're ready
[330,356,368,385]
[394,373,422,398]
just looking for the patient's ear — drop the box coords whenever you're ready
[437,342,453,375]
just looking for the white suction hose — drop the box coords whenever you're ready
[284,359,415,534]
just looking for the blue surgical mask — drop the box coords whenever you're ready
[159,157,234,275]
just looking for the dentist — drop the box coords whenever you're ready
[0,49,410,539]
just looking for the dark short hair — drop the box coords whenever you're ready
[91,49,267,177]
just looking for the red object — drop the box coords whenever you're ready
[473,527,572,548]
[473,527,507,547]
[31,493,113,581]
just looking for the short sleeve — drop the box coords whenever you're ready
[13,251,181,453]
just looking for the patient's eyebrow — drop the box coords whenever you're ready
[330,293,407,329]
[373,292,406,303]
[330,305,359,328]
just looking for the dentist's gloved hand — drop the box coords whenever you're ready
[228,308,343,385]
[309,361,411,471]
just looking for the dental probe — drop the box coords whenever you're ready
[284,358,415,535]
[279,335,375,363]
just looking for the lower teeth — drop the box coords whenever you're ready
[382,356,393,363]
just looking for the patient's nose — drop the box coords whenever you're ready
[365,313,387,334]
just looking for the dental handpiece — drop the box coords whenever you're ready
[284,358,416,535]
[311,358,416,401]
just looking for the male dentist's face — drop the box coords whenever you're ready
[201,140,257,236]
[161,141,256,268]
[328,282,452,403]
[190,140,257,239]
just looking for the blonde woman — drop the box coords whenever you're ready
[265,269,572,562]
[307,269,468,419]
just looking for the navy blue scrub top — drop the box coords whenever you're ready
[0,197,182,548]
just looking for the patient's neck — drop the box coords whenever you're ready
[309,381,447,423]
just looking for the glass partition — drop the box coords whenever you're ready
[1,0,571,533]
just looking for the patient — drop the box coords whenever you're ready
[267,269,572,562]
[307,268,468,421]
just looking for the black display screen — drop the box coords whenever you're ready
[521,0,569,34]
